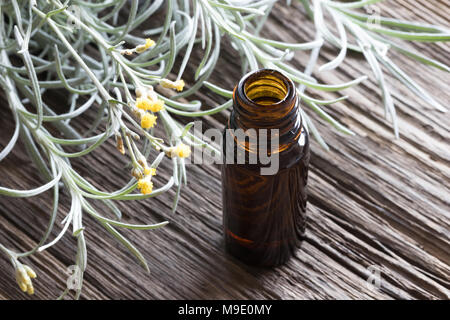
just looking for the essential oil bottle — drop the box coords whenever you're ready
[221,69,310,267]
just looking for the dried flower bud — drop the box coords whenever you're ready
[137,157,146,167]
[115,134,125,154]
[131,168,143,180]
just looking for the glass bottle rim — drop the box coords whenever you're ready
[236,69,296,110]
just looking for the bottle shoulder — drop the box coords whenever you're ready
[221,123,310,172]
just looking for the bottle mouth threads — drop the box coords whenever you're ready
[243,70,290,105]
[233,69,298,129]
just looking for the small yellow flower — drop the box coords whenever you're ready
[170,143,191,158]
[136,97,164,113]
[135,38,155,53]
[141,112,157,129]
[145,38,155,49]
[136,97,152,110]
[144,167,156,176]
[147,99,165,112]
[137,176,153,195]
[160,79,185,92]
[15,264,36,295]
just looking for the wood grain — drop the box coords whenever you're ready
[0,0,449,300]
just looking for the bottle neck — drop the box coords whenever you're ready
[230,69,302,142]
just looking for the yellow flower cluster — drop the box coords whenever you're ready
[140,112,157,129]
[135,156,157,195]
[15,264,36,295]
[169,143,191,158]
[137,176,153,195]
[137,166,157,195]
[160,79,185,92]
[136,97,164,112]
[134,86,165,130]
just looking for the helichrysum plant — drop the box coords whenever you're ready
[0,0,448,299]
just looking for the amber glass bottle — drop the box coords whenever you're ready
[221,69,310,267]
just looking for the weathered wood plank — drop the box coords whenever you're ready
[0,0,449,299]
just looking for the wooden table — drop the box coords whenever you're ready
[0,0,449,299]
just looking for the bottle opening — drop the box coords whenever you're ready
[243,70,289,106]
[233,69,298,131]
